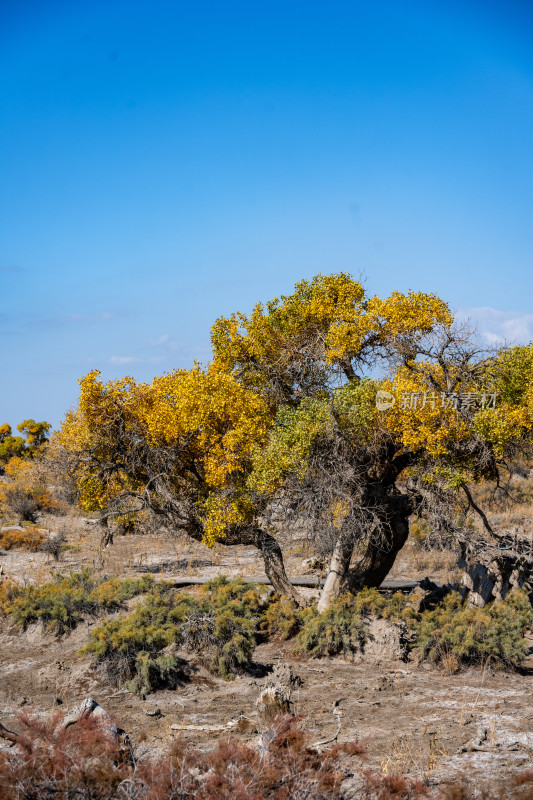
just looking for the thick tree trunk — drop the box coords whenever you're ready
[317,534,354,613]
[149,496,302,604]
[222,526,302,603]
[343,512,410,593]
[317,510,411,611]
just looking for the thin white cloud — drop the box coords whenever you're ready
[149,333,170,346]
[109,355,142,365]
[148,333,180,350]
[457,307,533,346]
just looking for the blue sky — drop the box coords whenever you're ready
[1,0,533,430]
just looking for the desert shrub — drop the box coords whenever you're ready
[31,490,69,515]
[416,589,533,669]
[140,715,365,800]
[295,594,370,659]
[0,570,155,635]
[0,711,367,800]
[259,589,416,648]
[291,587,532,668]
[350,586,417,622]
[0,576,23,616]
[261,594,304,640]
[0,526,46,551]
[0,486,42,522]
[0,451,66,523]
[82,576,263,692]
[292,589,419,659]
[1,707,532,799]
[0,710,126,800]
[91,574,156,607]
[196,576,263,679]
[0,526,69,560]
[38,530,66,561]
[81,587,196,692]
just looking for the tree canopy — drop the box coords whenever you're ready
[0,420,51,465]
[56,274,533,607]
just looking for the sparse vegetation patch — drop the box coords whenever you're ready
[415,588,533,669]
[81,576,264,692]
[0,569,155,635]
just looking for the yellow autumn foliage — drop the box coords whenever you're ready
[58,273,533,548]
[211,273,452,389]
[58,364,271,544]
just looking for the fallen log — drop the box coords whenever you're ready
[159,576,420,591]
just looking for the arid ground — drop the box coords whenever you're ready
[1,514,532,794]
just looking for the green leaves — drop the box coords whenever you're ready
[0,570,154,635]
[248,379,378,496]
[295,596,369,659]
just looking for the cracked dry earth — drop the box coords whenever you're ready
[0,526,532,793]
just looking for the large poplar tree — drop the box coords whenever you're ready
[57,275,533,607]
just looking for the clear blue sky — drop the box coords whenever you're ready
[1,0,533,430]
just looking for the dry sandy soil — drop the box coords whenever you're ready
[1,518,532,794]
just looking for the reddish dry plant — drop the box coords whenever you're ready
[1,711,533,800]
[438,772,533,800]
[0,711,127,800]
[359,771,428,799]
[137,715,365,800]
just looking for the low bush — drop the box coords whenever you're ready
[0,569,155,635]
[0,526,46,551]
[0,711,367,800]
[82,576,264,692]
[415,588,533,669]
[0,710,128,800]
[289,586,533,670]
[260,594,303,640]
[196,575,263,679]
[350,586,417,623]
[292,589,416,660]
[0,457,52,523]
[295,595,369,659]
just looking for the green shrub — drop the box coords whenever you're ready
[0,570,155,635]
[415,589,533,669]
[289,589,418,659]
[82,577,263,692]
[81,586,196,692]
[260,594,303,640]
[295,595,369,659]
[351,587,419,625]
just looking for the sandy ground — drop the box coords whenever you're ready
[0,517,532,793]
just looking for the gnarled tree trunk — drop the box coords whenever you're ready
[343,511,410,593]
[253,528,302,602]
[222,526,302,603]
[317,490,413,611]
